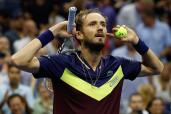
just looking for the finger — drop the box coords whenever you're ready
[112,28,119,33]
[116,25,121,28]
[59,31,73,38]
[112,25,121,32]
[72,26,76,35]
[106,33,114,37]
[121,25,126,28]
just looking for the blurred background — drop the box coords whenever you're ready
[0,0,171,114]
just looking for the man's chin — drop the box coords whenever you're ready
[83,40,105,52]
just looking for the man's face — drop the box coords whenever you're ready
[80,13,107,46]
[9,97,25,114]
[0,37,10,54]
[8,67,21,87]
[141,14,153,26]
[130,95,144,111]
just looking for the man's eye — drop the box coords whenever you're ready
[102,23,106,27]
[89,23,96,26]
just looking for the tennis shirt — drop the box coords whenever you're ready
[33,52,141,114]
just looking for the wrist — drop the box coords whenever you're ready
[49,24,60,36]
[37,30,54,47]
[132,36,139,45]
[133,39,149,55]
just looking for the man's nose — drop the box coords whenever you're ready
[97,24,103,31]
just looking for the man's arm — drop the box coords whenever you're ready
[129,27,164,75]
[140,49,164,76]
[10,21,70,73]
[111,25,164,76]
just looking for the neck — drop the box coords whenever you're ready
[81,45,103,71]
[10,84,18,90]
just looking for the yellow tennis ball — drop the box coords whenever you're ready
[115,27,127,38]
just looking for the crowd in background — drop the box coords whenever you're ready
[0,0,171,114]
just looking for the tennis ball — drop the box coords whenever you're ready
[115,27,127,38]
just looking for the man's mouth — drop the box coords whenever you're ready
[95,33,105,38]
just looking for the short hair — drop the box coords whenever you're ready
[141,9,156,19]
[75,9,105,31]
[129,92,142,102]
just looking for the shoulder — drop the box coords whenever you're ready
[157,21,170,30]
[39,51,77,66]
[104,55,124,65]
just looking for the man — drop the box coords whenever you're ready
[0,36,10,86]
[117,0,154,29]
[128,93,148,114]
[10,9,163,114]
[0,65,34,114]
[136,9,171,61]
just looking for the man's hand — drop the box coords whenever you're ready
[49,21,76,38]
[107,25,139,45]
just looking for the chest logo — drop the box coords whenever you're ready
[107,70,113,77]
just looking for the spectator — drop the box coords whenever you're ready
[0,36,10,87]
[152,63,171,102]
[147,97,167,114]
[0,65,34,114]
[117,0,154,29]
[136,9,171,61]
[13,19,38,52]
[7,94,32,114]
[33,80,53,114]
[5,11,24,54]
[138,84,156,108]
[127,93,149,114]
[12,20,38,87]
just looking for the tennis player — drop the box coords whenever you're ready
[10,9,163,114]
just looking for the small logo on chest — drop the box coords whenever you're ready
[107,70,113,77]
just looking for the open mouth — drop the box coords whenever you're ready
[95,33,105,38]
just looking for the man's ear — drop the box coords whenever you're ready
[75,31,83,41]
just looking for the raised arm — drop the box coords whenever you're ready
[10,21,70,73]
[110,25,164,76]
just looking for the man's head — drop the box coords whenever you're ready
[129,93,144,111]
[141,10,156,27]
[8,65,21,88]
[75,9,107,52]
[37,80,51,99]
[7,94,26,114]
[136,0,154,13]
[23,20,38,38]
[0,36,10,54]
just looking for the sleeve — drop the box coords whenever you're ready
[32,55,66,79]
[121,58,141,80]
